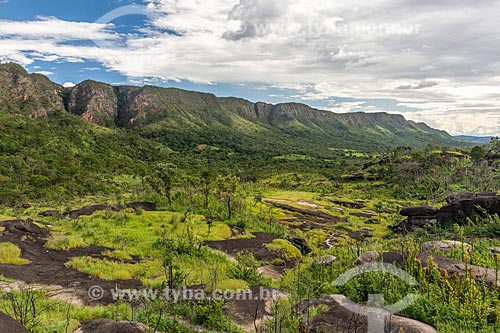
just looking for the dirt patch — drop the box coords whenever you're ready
[0,219,141,305]
[0,312,28,333]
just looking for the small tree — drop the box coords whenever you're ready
[146,162,178,207]
[470,145,486,162]
[5,288,47,331]
[215,175,240,220]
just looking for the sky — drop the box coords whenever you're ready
[1,0,500,136]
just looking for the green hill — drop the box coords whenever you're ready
[0,63,466,201]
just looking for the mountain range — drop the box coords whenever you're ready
[0,62,462,152]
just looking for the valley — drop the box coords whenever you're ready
[1,63,500,332]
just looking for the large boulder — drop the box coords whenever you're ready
[446,192,497,205]
[0,313,29,333]
[355,251,405,267]
[400,206,438,217]
[421,240,472,254]
[438,193,500,223]
[312,255,337,268]
[296,295,436,333]
[397,192,500,228]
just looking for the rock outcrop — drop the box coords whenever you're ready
[295,295,437,333]
[0,63,65,117]
[354,251,405,267]
[0,312,29,333]
[66,81,118,127]
[421,240,472,253]
[417,252,500,290]
[395,192,500,231]
[68,202,156,219]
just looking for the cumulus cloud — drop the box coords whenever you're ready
[1,0,500,134]
[0,17,113,40]
[397,80,440,90]
[62,81,76,88]
[34,70,53,76]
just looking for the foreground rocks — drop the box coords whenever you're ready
[296,295,436,333]
[0,312,29,333]
[289,237,312,255]
[354,251,405,267]
[354,246,500,290]
[417,252,500,290]
[395,192,500,231]
[421,240,472,253]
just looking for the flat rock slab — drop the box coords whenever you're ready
[400,206,438,217]
[421,240,472,253]
[296,295,436,333]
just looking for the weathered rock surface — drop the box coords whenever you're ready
[289,237,312,255]
[354,251,405,267]
[400,206,438,217]
[39,210,60,217]
[417,252,500,290]
[421,240,472,253]
[312,255,337,268]
[66,80,118,127]
[68,202,156,219]
[396,192,500,231]
[296,295,437,333]
[0,312,29,333]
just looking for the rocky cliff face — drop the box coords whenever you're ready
[66,81,117,127]
[0,63,65,117]
[0,63,463,149]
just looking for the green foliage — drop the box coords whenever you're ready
[265,239,302,260]
[0,242,29,265]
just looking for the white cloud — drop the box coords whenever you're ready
[0,17,113,40]
[1,0,500,134]
[62,81,76,88]
[34,70,53,76]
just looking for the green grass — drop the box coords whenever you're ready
[44,211,232,256]
[66,257,163,282]
[210,279,249,292]
[45,233,88,250]
[0,242,29,265]
[265,239,302,259]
